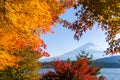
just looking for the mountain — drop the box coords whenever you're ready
[39,42,107,62]
[95,56,120,68]
[96,56,120,63]
[78,42,102,51]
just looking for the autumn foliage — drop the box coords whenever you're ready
[0,0,74,70]
[0,47,41,80]
[42,57,105,80]
[0,1,119,80]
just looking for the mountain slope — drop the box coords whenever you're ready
[96,56,120,63]
[95,56,120,68]
[39,42,106,62]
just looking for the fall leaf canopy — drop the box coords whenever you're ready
[0,0,74,70]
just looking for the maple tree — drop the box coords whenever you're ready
[0,0,74,70]
[63,0,120,55]
[42,52,105,80]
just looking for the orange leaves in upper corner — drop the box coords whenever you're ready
[0,0,54,52]
[0,0,73,70]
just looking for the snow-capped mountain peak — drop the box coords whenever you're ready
[79,42,102,51]
[39,42,105,62]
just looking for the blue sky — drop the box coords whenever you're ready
[41,8,109,57]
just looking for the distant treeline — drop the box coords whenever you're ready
[95,61,120,68]
[41,62,52,68]
[41,60,120,68]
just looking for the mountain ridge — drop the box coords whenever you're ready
[39,42,107,62]
[95,55,120,68]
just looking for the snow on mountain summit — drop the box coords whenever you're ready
[79,42,102,51]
